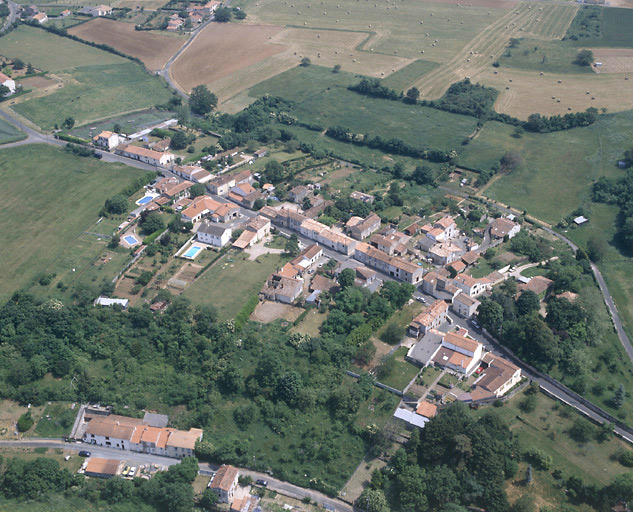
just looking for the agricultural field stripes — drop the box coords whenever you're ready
[413,2,578,98]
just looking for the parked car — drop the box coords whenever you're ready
[78,451,91,457]
[129,467,137,477]
[256,479,268,487]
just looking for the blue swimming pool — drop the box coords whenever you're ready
[137,196,153,205]
[124,235,140,246]
[184,246,203,259]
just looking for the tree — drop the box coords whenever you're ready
[612,384,626,409]
[510,494,536,512]
[285,234,300,256]
[300,57,311,67]
[189,183,206,198]
[405,87,420,103]
[113,123,122,134]
[62,117,75,130]
[569,418,596,443]
[263,160,285,184]
[189,85,218,115]
[171,130,189,149]
[338,268,356,290]
[234,8,247,19]
[332,64,342,73]
[355,488,388,512]
[381,322,404,345]
[477,299,504,334]
[412,165,436,186]
[214,6,232,21]
[574,49,594,67]
[12,58,24,70]
[0,84,10,97]
[276,370,303,403]
[140,211,165,235]
[253,198,266,210]
[587,236,606,262]
[199,488,219,510]
[516,290,540,316]
[17,411,34,432]
[104,194,128,215]
[500,151,523,171]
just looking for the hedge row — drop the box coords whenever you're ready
[235,295,259,331]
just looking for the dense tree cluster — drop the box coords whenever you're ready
[593,169,633,251]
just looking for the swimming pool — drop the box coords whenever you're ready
[136,195,153,205]
[124,235,140,246]
[184,246,203,259]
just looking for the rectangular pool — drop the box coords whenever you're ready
[184,246,203,259]
[137,196,153,205]
[124,235,140,246]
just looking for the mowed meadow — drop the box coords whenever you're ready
[0,26,173,130]
[0,145,144,302]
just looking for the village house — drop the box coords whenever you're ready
[153,177,193,201]
[428,242,464,265]
[446,260,466,275]
[415,401,437,420]
[173,164,213,184]
[81,4,112,16]
[421,271,461,301]
[0,72,15,95]
[210,465,239,504]
[403,223,420,236]
[208,169,253,196]
[84,458,121,479]
[94,297,129,309]
[422,216,458,243]
[465,353,522,402]
[453,274,492,297]
[289,185,310,203]
[261,274,303,303]
[354,243,424,284]
[92,130,124,150]
[228,182,263,209]
[181,196,239,223]
[346,213,381,240]
[350,190,375,204]
[451,292,480,318]
[232,216,271,249]
[408,300,449,338]
[277,244,323,279]
[31,11,48,22]
[299,218,358,255]
[167,17,184,30]
[461,251,479,267]
[518,275,553,297]
[197,221,232,247]
[370,231,410,256]
[489,217,521,239]
[116,145,175,166]
[431,332,484,375]
[60,9,72,16]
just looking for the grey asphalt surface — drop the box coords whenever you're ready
[0,439,353,511]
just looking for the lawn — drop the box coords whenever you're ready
[0,144,146,302]
[183,251,291,321]
[381,59,440,92]
[377,347,420,391]
[0,26,173,129]
[247,66,478,153]
[31,403,78,438]
[69,109,175,139]
[0,117,26,144]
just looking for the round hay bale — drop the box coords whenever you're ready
[506,86,509,89]
[557,80,562,83]
[421,50,424,53]
[467,58,470,62]
[552,96,555,99]
[556,99,560,102]
[540,72,544,75]
[494,71,498,74]
[568,107,572,110]
[353,58,356,62]
[592,97,595,100]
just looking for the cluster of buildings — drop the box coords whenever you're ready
[79,409,202,458]
[167,0,221,29]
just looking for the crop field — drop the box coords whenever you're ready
[592,48,633,74]
[0,144,144,303]
[474,66,631,118]
[381,59,440,90]
[170,23,287,95]
[0,118,25,144]
[69,18,186,71]
[411,3,578,98]
[592,7,633,47]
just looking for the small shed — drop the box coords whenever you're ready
[573,216,588,225]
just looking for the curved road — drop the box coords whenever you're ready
[0,439,352,512]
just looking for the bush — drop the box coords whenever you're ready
[380,322,405,345]
[525,448,552,470]
[619,450,633,467]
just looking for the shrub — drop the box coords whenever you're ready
[619,450,633,467]
[17,411,34,432]
[525,448,552,470]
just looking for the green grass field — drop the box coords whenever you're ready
[381,59,440,91]
[497,39,594,74]
[0,26,173,129]
[0,118,26,144]
[0,144,145,303]
[248,65,478,152]
[183,251,291,321]
[460,111,631,224]
[568,6,633,48]
[69,109,174,138]
[378,347,419,391]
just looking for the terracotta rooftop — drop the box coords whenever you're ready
[211,465,239,491]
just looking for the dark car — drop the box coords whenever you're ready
[256,479,268,487]
[93,152,102,159]
[78,450,91,457]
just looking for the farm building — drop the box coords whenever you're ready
[84,458,121,479]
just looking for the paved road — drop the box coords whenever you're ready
[0,0,18,34]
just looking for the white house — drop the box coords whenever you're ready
[472,353,522,398]
[92,130,123,150]
[408,300,448,337]
[432,332,483,375]
[31,12,48,22]
[489,217,521,239]
[453,274,492,297]
[197,221,232,247]
[451,292,480,318]
[0,72,16,95]
[116,145,175,166]
[210,465,239,504]
[94,297,129,309]
[82,4,112,16]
